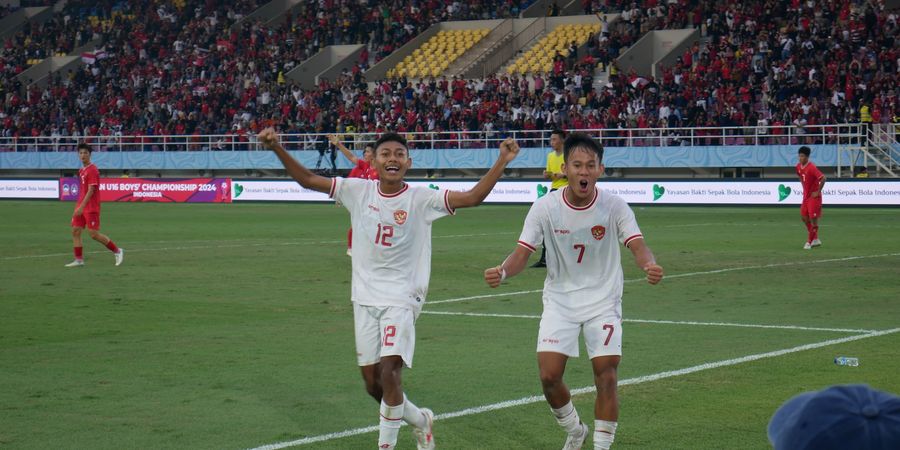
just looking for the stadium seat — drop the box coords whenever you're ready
[388,28,489,78]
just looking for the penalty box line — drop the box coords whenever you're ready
[247,327,900,450]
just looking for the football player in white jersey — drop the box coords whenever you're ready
[259,128,520,450]
[484,133,663,450]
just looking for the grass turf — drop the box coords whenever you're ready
[1,200,898,449]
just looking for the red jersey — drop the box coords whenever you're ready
[77,163,101,213]
[796,162,824,199]
[348,159,379,180]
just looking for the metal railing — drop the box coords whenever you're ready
[0,124,871,153]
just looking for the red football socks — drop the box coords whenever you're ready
[74,246,83,260]
[105,241,119,253]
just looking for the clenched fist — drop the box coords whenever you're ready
[484,265,505,288]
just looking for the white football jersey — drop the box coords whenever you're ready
[331,178,455,311]
[518,187,643,322]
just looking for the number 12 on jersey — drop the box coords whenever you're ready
[375,223,394,247]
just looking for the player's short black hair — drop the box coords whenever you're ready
[563,132,603,163]
[77,143,92,153]
[551,129,567,139]
[374,132,407,153]
[798,146,811,156]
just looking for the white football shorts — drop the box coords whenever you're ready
[537,308,622,359]
[353,303,417,368]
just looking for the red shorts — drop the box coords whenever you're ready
[72,212,101,230]
[800,198,822,219]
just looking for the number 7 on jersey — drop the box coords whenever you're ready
[574,244,585,263]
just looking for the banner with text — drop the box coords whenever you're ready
[60,178,232,203]
[0,179,59,199]
[231,179,900,206]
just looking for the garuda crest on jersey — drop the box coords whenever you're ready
[591,225,606,240]
[394,210,408,225]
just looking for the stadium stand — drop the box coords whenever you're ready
[507,23,601,74]
[388,29,491,78]
[0,0,895,148]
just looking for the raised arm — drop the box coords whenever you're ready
[259,127,332,193]
[484,245,532,288]
[627,238,664,285]
[447,137,520,209]
[328,134,359,165]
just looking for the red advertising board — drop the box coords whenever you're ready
[60,178,231,203]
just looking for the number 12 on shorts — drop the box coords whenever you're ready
[383,325,396,347]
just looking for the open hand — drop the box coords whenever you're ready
[258,127,279,149]
[499,138,521,163]
[484,266,504,288]
[643,263,664,285]
[327,134,340,146]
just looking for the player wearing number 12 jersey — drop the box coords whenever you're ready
[484,133,663,450]
[259,128,520,450]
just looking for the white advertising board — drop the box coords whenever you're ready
[230,179,900,206]
[0,179,59,199]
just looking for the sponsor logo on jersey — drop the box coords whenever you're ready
[394,209,408,225]
[591,225,606,240]
[554,229,570,234]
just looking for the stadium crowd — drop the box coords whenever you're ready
[0,0,896,149]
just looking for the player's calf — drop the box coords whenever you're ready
[360,364,383,402]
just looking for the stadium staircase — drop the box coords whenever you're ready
[865,126,900,177]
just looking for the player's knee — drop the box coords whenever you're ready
[71,228,81,237]
[378,358,403,386]
[88,230,101,240]
[594,368,617,392]
[539,368,564,387]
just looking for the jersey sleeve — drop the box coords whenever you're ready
[612,197,643,247]
[516,201,545,253]
[419,187,456,223]
[331,177,366,211]
[86,167,100,187]
[811,164,825,181]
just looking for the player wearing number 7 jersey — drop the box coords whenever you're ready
[484,133,663,450]
[258,127,520,450]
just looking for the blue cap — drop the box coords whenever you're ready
[768,384,900,450]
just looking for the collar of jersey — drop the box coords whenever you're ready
[562,186,598,211]
[378,182,408,198]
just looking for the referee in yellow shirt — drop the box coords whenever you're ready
[533,129,568,268]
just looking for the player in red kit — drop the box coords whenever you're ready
[329,134,379,256]
[65,143,124,267]
[796,146,826,250]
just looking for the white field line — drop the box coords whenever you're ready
[247,327,900,450]
[0,232,515,261]
[428,252,900,305]
[420,311,877,334]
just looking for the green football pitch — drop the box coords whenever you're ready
[1,200,898,449]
